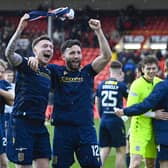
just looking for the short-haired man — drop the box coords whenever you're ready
[49,19,112,168]
[95,60,128,168]
[114,58,168,168]
[5,14,53,168]
[122,56,162,168]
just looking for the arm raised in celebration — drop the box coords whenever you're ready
[5,13,30,67]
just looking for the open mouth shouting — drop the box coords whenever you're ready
[41,53,53,64]
[44,53,50,58]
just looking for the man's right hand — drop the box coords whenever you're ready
[155,109,168,120]
[28,57,39,71]
[88,19,101,32]
[114,107,124,117]
[17,13,30,32]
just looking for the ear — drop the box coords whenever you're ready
[61,54,66,60]
[33,47,37,55]
[141,67,144,73]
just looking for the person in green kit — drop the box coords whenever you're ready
[127,56,162,168]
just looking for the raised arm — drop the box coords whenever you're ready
[5,13,30,66]
[89,19,112,73]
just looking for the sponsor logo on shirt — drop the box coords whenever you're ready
[61,77,83,82]
[105,81,118,85]
[129,91,138,97]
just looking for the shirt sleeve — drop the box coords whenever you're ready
[126,80,140,107]
[47,64,59,91]
[16,57,29,73]
[120,82,129,99]
[96,83,101,97]
[124,82,166,116]
[85,64,98,77]
[3,80,12,91]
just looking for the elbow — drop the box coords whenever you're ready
[5,45,10,58]
[105,53,112,64]
[108,53,112,62]
[5,48,14,65]
[8,100,14,106]
[5,48,10,62]
[6,99,14,106]
[104,51,112,62]
[8,94,15,106]
[5,48,8,59]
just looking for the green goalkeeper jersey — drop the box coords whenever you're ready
[127,76,162,139]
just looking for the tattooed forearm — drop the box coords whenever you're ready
[5,30,23,66]
[5,13,29,66]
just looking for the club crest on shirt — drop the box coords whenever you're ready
[135,145,140,151]
[63,71,68,75]
[129,91,138,97]
[52,155,58,165]
[18,152,24,162]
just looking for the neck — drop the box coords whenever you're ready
[66,65,79,72]
[143,76,153,82]
[39,61,47,67]
[110,73,118,79]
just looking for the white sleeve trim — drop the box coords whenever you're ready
[143,111,156,118]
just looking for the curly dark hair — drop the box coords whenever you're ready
[61,39,81,54]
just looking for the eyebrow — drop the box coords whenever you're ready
[146,67,157,69]
[69,50,81,54]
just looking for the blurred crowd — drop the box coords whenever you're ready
[0,7,168,88]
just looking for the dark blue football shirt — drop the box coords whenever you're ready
[96,78,128,118]
[48,64,97,126]
[13,57,51,120]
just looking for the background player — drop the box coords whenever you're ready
[0,59,14,168]
[95,60,128,168]
[126,61,144,168]
[4,69,15,137]
[123,56,162,168]
[114,58,168,168]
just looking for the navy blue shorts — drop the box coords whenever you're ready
[52,125,101,168]
[0,123,6,154]
[7,117,51,165]
[0,113,7,154]
[99,118,126,148]
[158,144,168,161]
